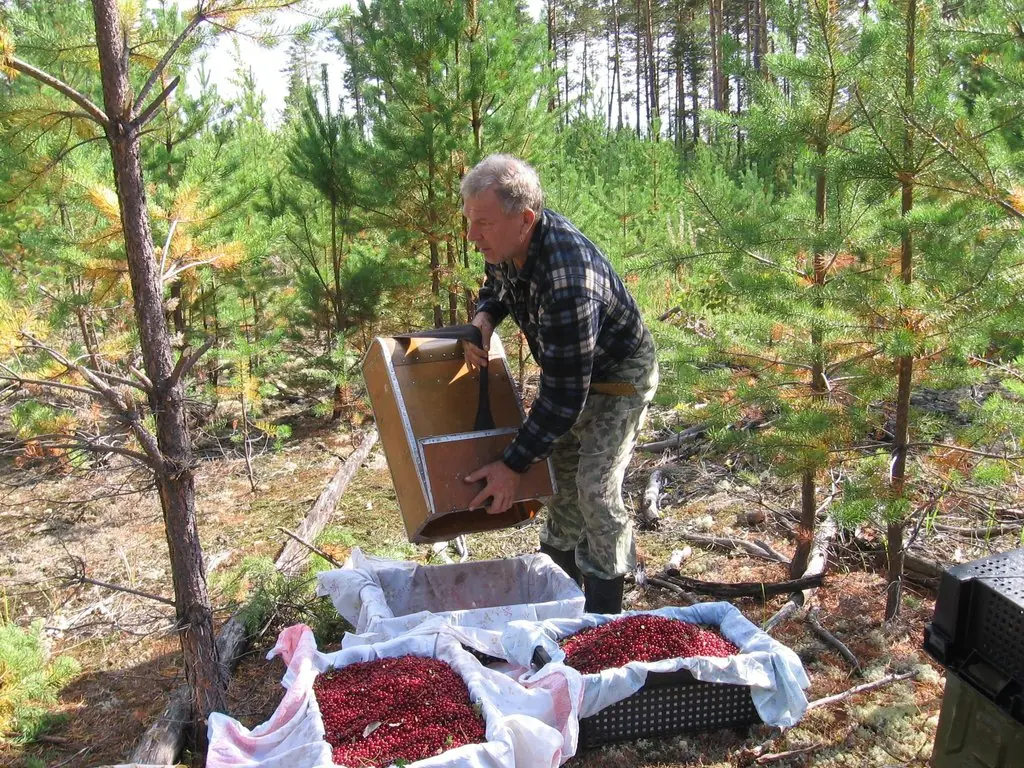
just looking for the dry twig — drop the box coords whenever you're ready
[806,670,917,710]
[806,608,861,675]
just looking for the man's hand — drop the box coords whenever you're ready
[465,459,521,515]
[464,312,495,370]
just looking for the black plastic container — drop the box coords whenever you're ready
[923,548,1024,724]
[534,647,761,747]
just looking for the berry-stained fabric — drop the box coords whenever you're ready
[500,602,811,728]
[207,624,583,768]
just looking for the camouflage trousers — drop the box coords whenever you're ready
[540,331,659,580]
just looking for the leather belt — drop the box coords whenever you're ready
[590,382,638,396]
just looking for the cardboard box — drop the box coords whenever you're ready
[362,333,553,543]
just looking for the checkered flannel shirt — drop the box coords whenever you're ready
[475,209,648,472]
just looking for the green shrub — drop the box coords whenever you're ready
[0,619,80,743]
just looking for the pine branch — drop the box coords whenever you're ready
[67,572,175,608]
[133,15,205,114]
[134,76,181,128]
[168,338,216,390]
[6,56,108,126]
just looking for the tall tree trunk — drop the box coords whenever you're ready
[548,0,557,114]
[330,205,347,422]
[635,0,643,137]
[792,160,829,577]
[602,18,610,132]
[563,23,570,126]
[209,275,220,390]
[330,202,345,343]
[346,22,366,135]
[430,240,443,328]
[613,0,624,130]
[690,54,700,143]
[91,0,224,741]
[581,32,589,117]
[645,0,658,134]
[887,0,917,622]
[446,238,459,325]
[710,0,723,111]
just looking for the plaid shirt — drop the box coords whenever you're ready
[476,209,648,472]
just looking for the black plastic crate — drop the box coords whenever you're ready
[932,668,1024,767]
[534,647,762,747]
[923,548,1024,724]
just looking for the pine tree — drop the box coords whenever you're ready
[1,0,319,742]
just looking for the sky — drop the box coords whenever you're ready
[171,0,545,126]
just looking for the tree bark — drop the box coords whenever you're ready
[446,238,459,325]
[709,0,723,112]
[548,0,557,114]
[793,157,830,577]
[91,0,224,743]
[887,0,917,621]
[645,0,658,132]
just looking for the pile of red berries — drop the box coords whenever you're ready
[313,655,486,767]
[561,614,740,675]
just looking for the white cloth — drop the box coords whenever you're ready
[316,549,584,653]
[500,602,810,727]
[207,623,582,768]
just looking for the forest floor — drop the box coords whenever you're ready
[2,398,1022,768]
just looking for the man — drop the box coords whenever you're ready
[460,154,658,614]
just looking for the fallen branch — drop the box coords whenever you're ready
[638,469,665,530]
[637,423,710,453]
[276,430,378,576]
[756,744,822,764]
[663,569,824,599]
[130,430,378,764]
[806,670,916,710]
[681,531,791,565]
[806,608,861,675]
[647,576,697,605]
[933,521,1022,538]
[764,517,836,634]
[277,527,342,569]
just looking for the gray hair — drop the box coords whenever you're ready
[461,154,544,215]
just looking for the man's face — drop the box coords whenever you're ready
[463,189,533,266]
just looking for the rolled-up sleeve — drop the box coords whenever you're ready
[502,294,601,471]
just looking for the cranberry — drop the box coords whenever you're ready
[312,655,486,767]
[560,615,740,675]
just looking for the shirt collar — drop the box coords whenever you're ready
[512,209,546,283]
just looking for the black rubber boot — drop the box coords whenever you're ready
[583,575,625,615]
[539,542,582,585]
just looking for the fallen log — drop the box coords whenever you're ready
[663,569,825,599]
[681,531,791,565]
[128,429,378,765]
[636,423,710,453]
[638,469,665,530]
[277,431,378,576]
[763,517,836,634]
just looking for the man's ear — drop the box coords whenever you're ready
[520,208,536,234]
